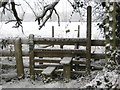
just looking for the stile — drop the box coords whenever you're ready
[14,38,24,79]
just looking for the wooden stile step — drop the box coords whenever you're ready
[60,57,72,65]
[41,66,56,75]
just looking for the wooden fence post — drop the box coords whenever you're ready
[52,26,54,38]
[74,25,80,70]
[29,34,35,80]
[86,6,92,75]
[29,34,34,51]
[14,38,24,79]
[77,25,80,38]
[52,26,54,47]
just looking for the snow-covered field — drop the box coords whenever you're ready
[0,22,119,89]
[0,22,104,39]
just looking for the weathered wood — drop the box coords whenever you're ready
[0,50,106,59]
[52,26,54,47]
[2,63,29,69]
[34,58,86,64]
[29,34,34,51]
[34,49,86,57]
[72,60,86,64]
[34,38,105,46]
[60,57,72,65]
[34,48,86,54]
[86,6,92,75]
[0,50,29,57]
[40,44,53,48]
[52,26,54,38]
[29,51,35,80]
[34,59,61,63]
[41,66,56,76]
[14,38,24,78]
[34,69,43,73]
[1,37,120,46]
[63,64,71,80]
[77,25,80,38]
[35,64,62,69]
[29,34,35,80]
[60,57,72,79]
[2,63,16,69]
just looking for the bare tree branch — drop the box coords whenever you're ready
[0,0,9,8]
[54,8,60,26]
[36,0,60,29]
[39,9,53,30]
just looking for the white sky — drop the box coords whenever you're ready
[14,0,73,13]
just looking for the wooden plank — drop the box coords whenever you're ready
[14,38,24,79]
[60,57,72,65]
[34,38,86,45]
[34,49,86,54]
[41,66,56,75]
[34,48,85,58]
[34,59,61,63]
[35,64,62,69]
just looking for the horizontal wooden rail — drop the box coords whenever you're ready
[34,49,86,57]
[34,59,61,63]
[0,50,29,56]
[34,59,86,64]
[35,64,62,69]
[0,38,106,46]
[0,50,106,59]
[1,38,119,46]
[34,48,86,54]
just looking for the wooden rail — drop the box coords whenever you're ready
[0,38,105,46]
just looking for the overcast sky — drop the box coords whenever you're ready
[13,0,73,13]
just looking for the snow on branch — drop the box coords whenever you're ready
[35,0,60,30]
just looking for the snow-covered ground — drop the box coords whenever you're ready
[0,22,119,89]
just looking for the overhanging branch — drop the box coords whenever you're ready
[36,0,60,30]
